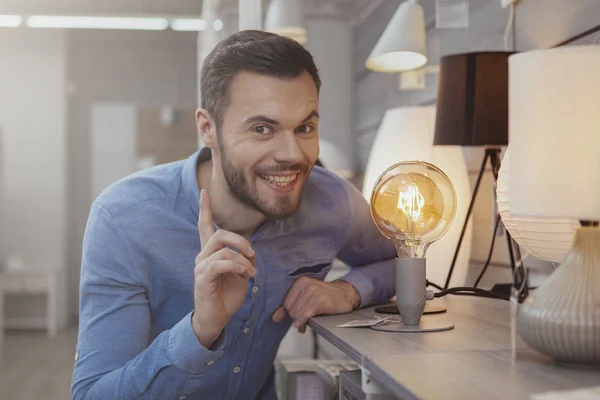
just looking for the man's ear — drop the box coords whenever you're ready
[196,108,217,149]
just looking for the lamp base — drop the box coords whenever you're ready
[375,302,447,315]
[517,227,600,366]
[371,318,454,333]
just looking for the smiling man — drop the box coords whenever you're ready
[71,30,396,400]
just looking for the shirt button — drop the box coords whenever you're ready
[252,286,258,294]
[179,396,186,400]
[206,360,215,366]
[233,366,241,374]
[243,327,250,334]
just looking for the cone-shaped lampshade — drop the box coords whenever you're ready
[265,0,307,44]
[366,0,427,73]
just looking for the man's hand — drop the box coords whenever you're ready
[272,277,360,333]
[192,190,257,349]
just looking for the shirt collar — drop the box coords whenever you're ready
[182,146,212,219]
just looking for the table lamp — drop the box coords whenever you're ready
[433,51,518,289]
[362,107,472,315]
[264,0,307,44]
[508,45,600,367]
[369,161,457,332]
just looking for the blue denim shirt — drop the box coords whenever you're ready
[71,148,396,400]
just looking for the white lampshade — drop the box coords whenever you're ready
[265,0,307,44]
[362,106,472,287]
[509,46,600,221]
[365,0,427,73]
[496,147,578,263]
[318,140,353,179]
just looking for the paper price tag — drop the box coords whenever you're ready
[336,316,394,328]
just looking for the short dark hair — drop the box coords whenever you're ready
[200,30,321,131]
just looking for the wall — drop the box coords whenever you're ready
[305,18,355,170]
[0,29,67,317]
[90,104,137,201]
[67,30,199,319]
[90,104,199,202]
[353,0,600,281]
[136,107,198,165]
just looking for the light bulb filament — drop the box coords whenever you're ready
[398,184,424,225]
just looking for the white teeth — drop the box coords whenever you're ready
[260,173,298,187]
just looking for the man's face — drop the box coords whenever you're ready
[215,70,320,219]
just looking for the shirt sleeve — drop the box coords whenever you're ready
[71,204,226,400]
[334,179,397,308]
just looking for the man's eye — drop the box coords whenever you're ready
[297,125,314,134]
[252,125,273,135]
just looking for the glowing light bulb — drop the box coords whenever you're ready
[370,161,457,331]
[371,161,456,258]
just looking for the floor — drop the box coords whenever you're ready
[0,327,77,400]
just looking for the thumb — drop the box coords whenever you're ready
[272,306,287,323]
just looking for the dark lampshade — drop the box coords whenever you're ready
[433,52,514,146]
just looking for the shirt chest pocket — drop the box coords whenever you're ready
[284,237,336,281]
[287,261,332,281]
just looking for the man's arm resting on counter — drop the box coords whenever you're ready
[328,280,361,309]
[334,179,397,308]
[71,204,225,400]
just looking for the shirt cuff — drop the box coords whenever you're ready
[337,270,375,309]
[168,311,226,375]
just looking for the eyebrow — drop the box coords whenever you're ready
[244,110,319,126]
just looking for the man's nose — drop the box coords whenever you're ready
[273,131,303,165]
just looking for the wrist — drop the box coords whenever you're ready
[192,312,223,350]
[332,280,361,309]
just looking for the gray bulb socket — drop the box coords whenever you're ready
[396,257,427,325]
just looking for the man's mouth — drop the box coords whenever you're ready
[258,173,299,188]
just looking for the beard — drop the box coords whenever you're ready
[217,138,311,220]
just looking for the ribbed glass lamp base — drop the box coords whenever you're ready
[517,227,600,366]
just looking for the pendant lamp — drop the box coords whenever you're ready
[365,0,427,73]
[265,0,307,44]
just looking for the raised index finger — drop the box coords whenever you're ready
[198,190,215,248]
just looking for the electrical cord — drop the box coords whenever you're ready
[426,280,444,291]
[512,2,517,51]
[434,288,508,301]
[427,209,531,302]
[473,214,503,288]
[426,280,510,301]
[503,2,516,51]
